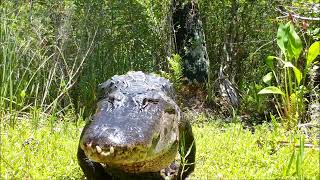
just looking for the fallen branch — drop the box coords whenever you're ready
[279,141,320,151]
[276,6,320,21]
[298,123,320,129]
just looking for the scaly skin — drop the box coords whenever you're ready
[77,71,195,179]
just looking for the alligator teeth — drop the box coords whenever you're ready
[99,146,115,157]
[101,151,111,157]
[110,146,114,154]
[96,145,102,153]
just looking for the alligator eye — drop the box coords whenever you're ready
[164,107,176,114]
[108,92,124,103]
[142,98,159,106]
[142,98,147,106]
[108,95,115,103]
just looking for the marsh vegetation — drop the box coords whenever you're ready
[1,0,319,179]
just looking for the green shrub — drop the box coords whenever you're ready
[258,22,320,129]
[161,54,183,91]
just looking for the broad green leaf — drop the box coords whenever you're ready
[283,61,302,86]
[276,22,302,61]
[258,86,285,96]
[277,23,290,55]
[262,72,273,84]
[307,41,320,67]
[288,23,303,61]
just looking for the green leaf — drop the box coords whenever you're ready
[270,113,279,131]
[283,61,302,86]
[266,56,282,68]
[307,41,320,67]
[276,22,302,61]
[262,72,273,84]
[288,23,303,60]
[312,28,320,35]
[255,84,262,90]
[258,86,285,96]
[299,136,304,160]
[277,23,290,55]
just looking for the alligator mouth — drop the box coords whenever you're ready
[81,140,179,173]
[81,141,152,164]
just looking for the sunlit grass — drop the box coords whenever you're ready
[1,113,319,179]
[191,119,320,179]
[0,112,84,179]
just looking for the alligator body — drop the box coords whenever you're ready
[77,71,195,179]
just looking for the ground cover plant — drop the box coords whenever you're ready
[1,113,319,179]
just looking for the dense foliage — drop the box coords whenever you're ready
[1,0,173,115]
[1,1,319,117]
[1,0,319,179]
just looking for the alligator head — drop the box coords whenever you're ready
[79,72,181,173]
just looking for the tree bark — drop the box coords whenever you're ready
[172,0,209,83]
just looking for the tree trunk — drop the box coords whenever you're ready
[172,0,209,83]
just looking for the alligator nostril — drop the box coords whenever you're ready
[108,96,115,103]
[85,141,92,148]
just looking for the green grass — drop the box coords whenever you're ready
[191,121,319,179]
[0,112,84,179]
[1,113,319,179]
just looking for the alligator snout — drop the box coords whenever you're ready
[80,119,159,164]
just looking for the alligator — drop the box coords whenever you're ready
[77,71,196,180]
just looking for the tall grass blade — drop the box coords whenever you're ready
[284,148,295,177]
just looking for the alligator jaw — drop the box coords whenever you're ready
[81,141,179,173]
